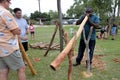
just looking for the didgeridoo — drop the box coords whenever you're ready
[18,39,37,75]
[50,16,89,70]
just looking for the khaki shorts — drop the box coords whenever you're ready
[0,50,25,70]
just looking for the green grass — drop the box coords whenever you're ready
[8,25,120,80]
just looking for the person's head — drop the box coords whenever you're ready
[30,23,33,26]
[85,7,93,16]
[13,8,22,19]
[0,0,11,9]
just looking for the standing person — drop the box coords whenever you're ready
[13,8,29,52]
[0,0,26,80]
[111,23,117,40]
[29,23,35,40]
[73,7,100,67]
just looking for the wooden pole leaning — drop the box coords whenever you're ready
[44,22,59,56]
[50,16,89,70]
[18,39,37,75]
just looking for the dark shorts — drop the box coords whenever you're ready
[30,32,34,34]
[22,42,28,51]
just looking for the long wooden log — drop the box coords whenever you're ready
[50,16,89,70]
[18,39,37,75]
[44,23,59,56]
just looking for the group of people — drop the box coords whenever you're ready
[97,23,118,40]
[0,0,99,79]
[0,0,118,80]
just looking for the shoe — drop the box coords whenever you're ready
[111,38,114,40]
[73,63,80,66]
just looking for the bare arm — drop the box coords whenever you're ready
[76,14,89,25]
[88,16,99,28]
[88,20,99,28]
[11,28,21,35]
[26,28,29,34]
[76,19,83,25]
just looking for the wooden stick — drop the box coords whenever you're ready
[44,23,59,56]
[68,49,73,80]
[18,39,37,75]
[50,16,88,70]
[63,30,73,80]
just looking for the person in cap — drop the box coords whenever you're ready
[73,7,100,67]
[0,0,26,80]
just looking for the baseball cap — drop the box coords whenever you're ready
[85,7,93,13]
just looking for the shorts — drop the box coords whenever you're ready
[0,50,25,70]
[30,32,34,34]
[111,27,117,35]
[22,42,28,51]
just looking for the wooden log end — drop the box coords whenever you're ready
[50,64,56,71]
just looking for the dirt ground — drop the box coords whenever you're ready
[112,58,120,63]
[81,54,106,70]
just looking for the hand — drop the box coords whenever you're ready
[23,36,28,41]
[11,28,21,35]
[86,13,90,17]
[26,29,29,34]
[21,36,28,41]
[88,18,93,26]
[26,30,29,34]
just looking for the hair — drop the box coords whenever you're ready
[0,0,11,3]
[30,23,33,25]
[13,8,22,13]
[0,0,4,3]
[85,7,93,12]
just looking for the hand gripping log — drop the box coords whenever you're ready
[18,39,37,75]
[50,16,89,70]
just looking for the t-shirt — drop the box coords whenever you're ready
[0,6,19,57]
[29,26,34,32]
[79,14,100,40]
[15,18,28,42]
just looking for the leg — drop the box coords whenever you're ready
[17,66,26,80]
[33,33,35,38]
[0,58,9,80]
[3,50,26,80]
[76,39,86,64]
[89,40,96,63]
[30,33,32,40]
[0,69,9,80]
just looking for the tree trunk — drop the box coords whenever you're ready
[113,0,117,17]
[38,0,41,12]
[117,0,120,17]
[57,0,63,51]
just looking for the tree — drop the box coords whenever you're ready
[38,0,41,12]
[66,0,117,24]
[48,10,58,19]
[30,11,50,21]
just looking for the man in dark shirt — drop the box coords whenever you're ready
[73,7,100,67]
